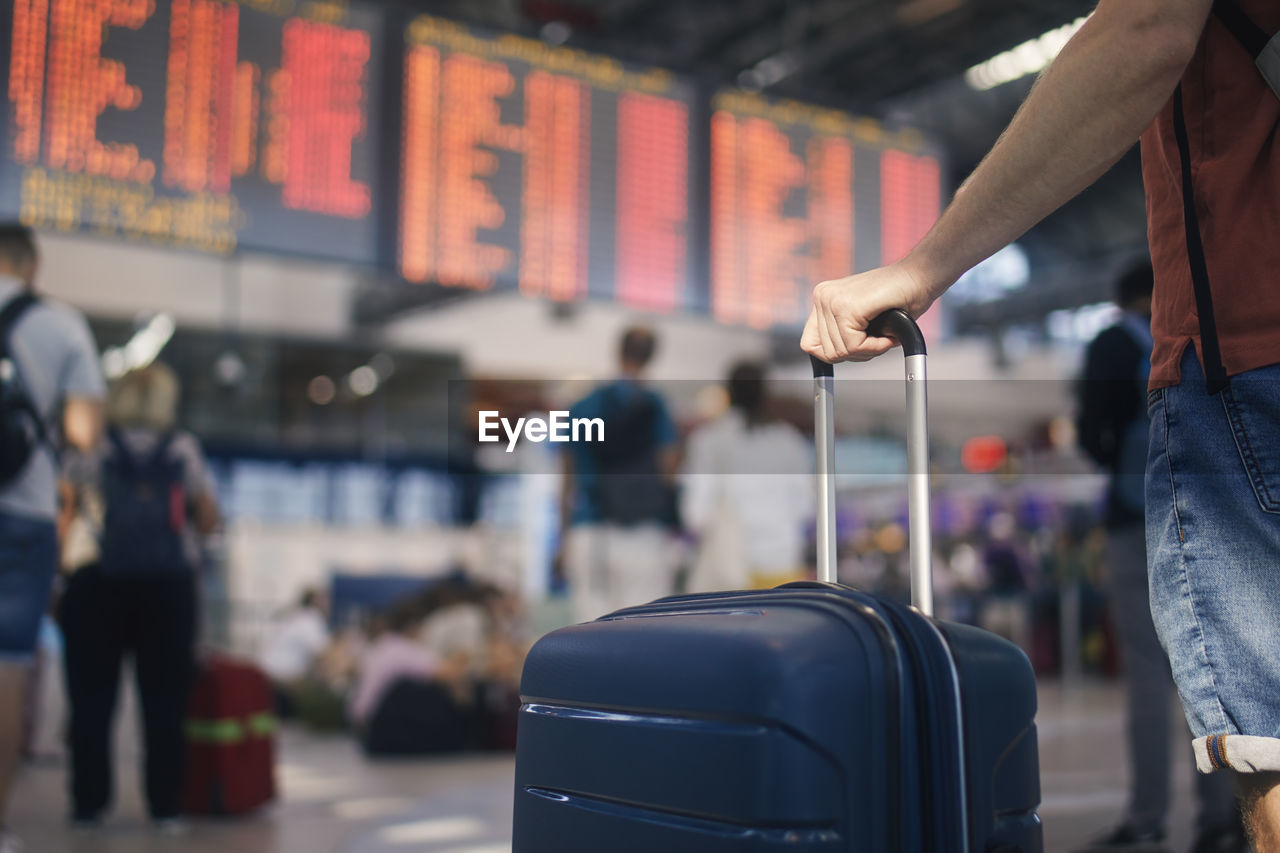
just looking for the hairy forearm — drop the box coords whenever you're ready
[907,1,1209,296]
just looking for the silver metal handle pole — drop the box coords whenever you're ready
[812,310,933,614]
[904,353,933,616]
[811,357,837,583]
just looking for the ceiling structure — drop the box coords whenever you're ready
[371,0,1149,335]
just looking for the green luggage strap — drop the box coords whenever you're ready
[186,712,278,743]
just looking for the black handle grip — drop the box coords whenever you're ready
[808,309,926,377]
[867,309,926,357]
[808,354,833,378]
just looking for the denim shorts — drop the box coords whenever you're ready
[1147,348,1280,774]
[0,511,58,663]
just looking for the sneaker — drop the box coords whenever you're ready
[151,817,190,838]
[1078,824,1168,851]
[0,829,23,853]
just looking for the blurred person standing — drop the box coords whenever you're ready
[0,225,104,853]
[680,362,812,591]
[58,363,220,832]
[1078,261,1242,849]
[800,2,1280,846]
[560,326,680,622]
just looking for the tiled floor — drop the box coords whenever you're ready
[9,679,1215,852]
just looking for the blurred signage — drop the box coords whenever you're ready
[397,15,695,312]
[709,90,942,330]
[1,0,383,262]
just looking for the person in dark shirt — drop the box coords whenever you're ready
[558,326,679,622]
[1078,262,1242,849]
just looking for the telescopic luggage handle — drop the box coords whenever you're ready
[810,309,933,616]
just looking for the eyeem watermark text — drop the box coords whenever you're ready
[478,411,604,452]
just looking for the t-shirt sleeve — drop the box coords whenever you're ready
[58,309,106,400]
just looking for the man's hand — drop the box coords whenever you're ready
[801,261,937,363]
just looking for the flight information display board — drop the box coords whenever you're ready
[710,90,942,329]
[398,16,695,312]
[2,0,383,262]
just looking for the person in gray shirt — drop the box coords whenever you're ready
[0,225,103,853]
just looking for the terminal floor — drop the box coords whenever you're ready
[11,679,1214,853]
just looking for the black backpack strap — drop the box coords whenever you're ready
[0,293,38,359]
[1171,84,1230,395]
[0,292,55,449]
[146,430,177,467]
[1213,0,1270,58]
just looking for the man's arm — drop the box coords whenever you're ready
[193,491,221,537]
[802,0,1211,363]
[62,397,102,452]
[60,309,106,450]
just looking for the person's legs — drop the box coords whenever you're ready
[1195,762,1242,836]
[564,525,610,623]
[1104,522,1172,835]
[60,567,125,820]
[0,667,27,827]
[608,524,676,613]
[0,512,57,831]
[1147,351,1280,843]
[131,576,196,820]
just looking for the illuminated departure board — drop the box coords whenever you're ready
[398,16,695,312]
[2,0,383,262]
[710,90,942,330]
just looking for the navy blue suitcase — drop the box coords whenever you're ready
[513,312,1042,852]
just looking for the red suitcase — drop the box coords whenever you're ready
[182,655,277,816]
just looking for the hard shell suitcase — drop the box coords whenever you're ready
[512,311,1043,852]
[182,655,277,816]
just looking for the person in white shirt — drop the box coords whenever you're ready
[260,589,331,687]
[681,362,813,592]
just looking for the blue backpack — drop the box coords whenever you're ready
[99,429,190,576]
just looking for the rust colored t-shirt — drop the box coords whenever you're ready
[1140,1,1280,389]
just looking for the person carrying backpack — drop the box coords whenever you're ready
[559,326,680,623]
[58,363,220,834]
[0,225,104,853]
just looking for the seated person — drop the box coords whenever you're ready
[351,587,526,755]
[348,602,467,731]
[259,588,331,716]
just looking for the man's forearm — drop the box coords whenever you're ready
[907,0,1210,297]
[62,397,103,452]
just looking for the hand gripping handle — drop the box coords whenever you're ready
[809,309,933,615]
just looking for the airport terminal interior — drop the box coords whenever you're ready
[0,0,1251,851]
